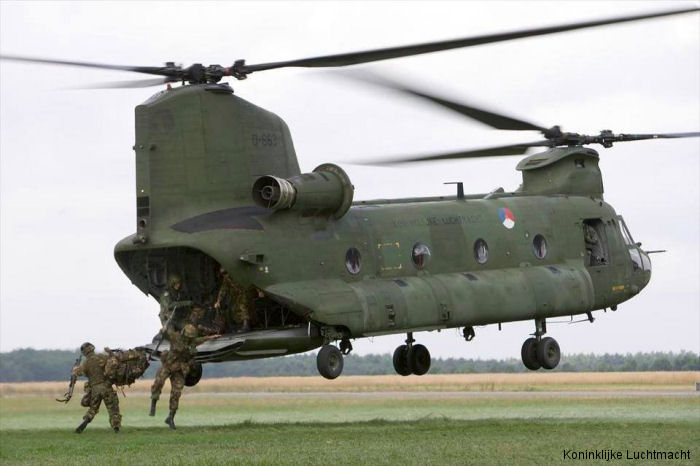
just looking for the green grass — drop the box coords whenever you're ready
[1,394,698,465]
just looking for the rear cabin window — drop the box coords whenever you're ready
[345,247,361,275]
[474,239,489,264]
[533,234,547,259]
[411,243,431,269]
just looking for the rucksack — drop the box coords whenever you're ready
[104,348,150,386]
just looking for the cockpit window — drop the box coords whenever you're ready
[411,243,431,269]
[473,239,489,264]
[345,247,361,275]
[619,219,635,246]
[616,216,647,271]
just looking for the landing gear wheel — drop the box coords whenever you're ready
[392,345,411,376]
[407,344,431,376]
[185,362,203,387]
[521,338,541,371]
[536,337,560,370]
[317,345,344,379]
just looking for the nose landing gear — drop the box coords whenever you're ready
[521,338,541,370]
[537,337,561,370]
[392,332,431,376]
[392,345,411,376]
[521,319,561,371]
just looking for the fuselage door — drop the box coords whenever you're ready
[582,218,614,308]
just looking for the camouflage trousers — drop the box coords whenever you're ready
[150,363,186,411]
[227,302,250,325]
[84,382,121,429]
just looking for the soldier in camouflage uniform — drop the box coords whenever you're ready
[214,267,254,332]
[72,342,121,434]
[149,324,219,429]
[584,224,606,266]
[189,306,224,336]
[160,273,188,330]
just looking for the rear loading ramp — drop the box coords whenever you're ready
[141,325,323,363]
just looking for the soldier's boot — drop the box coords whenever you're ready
[165,410,177,430]
[75,417,91,434]
[149,399,157,416]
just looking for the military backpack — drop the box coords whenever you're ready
[104,348,150,386]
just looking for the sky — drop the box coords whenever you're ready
[1,1,698,360]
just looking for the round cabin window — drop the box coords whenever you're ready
[345,247,361,275]
[473,239,489,264]
[411,243,431,269]
[533,234,547,259]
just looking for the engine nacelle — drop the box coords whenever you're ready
[252,163,354,219]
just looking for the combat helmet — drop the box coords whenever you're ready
[182,324,198,338]
[80,342,95,355]
[168,273,182,289]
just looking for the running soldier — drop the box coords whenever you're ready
[72,342,121,434]
[149,324,219,429]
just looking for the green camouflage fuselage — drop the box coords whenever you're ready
[115,84,651,360]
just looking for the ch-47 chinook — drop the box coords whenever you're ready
[2,7,698,383]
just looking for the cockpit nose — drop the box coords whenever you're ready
[627,245,651,293]
[639,251,652,288]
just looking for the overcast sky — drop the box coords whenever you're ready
[1,1,698,360]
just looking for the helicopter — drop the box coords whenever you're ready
[1,6,698,382]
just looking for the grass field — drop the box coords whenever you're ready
[1,373,698,465]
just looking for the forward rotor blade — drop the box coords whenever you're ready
[362,141,552,165]
[0,55,173,76]
[338,71,549,132]
[585,130,700,146]
[238,7,699,75]
[614,131,700,142]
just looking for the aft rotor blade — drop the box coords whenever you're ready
[0,55,171,76]
[363,141,552,165]
[237,7,699,76]
[400,88,549,132]
[78,77,174,89]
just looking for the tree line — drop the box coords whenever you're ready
[1,349,698,382]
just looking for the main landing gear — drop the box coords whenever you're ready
[316,334,353,380]
[392,332,431,376]
[521,318,561,370]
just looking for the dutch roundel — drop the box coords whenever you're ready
[499,207,516,229]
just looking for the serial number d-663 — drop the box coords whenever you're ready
[251,133,279,147]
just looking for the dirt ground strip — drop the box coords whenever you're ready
[2,371,698,396]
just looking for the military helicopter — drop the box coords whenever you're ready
[2,7,698,382]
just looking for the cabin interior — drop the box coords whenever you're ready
[116,246,305,335]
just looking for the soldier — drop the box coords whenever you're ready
[188,306,222,336]
[72,342,121,434]
[149,324,219,429]
[214,268,252,332]
[584,224,606,266]
[160,273,187,330]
